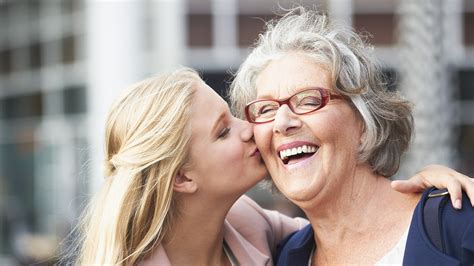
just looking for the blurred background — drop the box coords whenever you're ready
[0,0,473,264]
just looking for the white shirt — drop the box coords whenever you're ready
[307,226,410,266]
[375,227,410,265]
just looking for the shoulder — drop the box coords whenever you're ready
[438,190,474,258]
[423,188,474,249]
[227,195,269,223]
[226,196,269,243]
[405,188,474,265]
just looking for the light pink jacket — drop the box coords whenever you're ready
[141,195,308,265]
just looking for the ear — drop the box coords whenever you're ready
[173,170,198,194]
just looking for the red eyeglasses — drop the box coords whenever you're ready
[245,87,343,124]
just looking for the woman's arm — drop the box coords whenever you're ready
[391,164,474,209]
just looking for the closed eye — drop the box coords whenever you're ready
[218,127,230,139]
[298,96,321,106]
[257,104,278,115]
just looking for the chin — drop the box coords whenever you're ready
[279,180,323,204]
[285,190,314,203]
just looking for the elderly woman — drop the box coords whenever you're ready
[230,8,474,265]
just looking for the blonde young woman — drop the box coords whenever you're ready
[72,68,473,265]
[75,69,307,265]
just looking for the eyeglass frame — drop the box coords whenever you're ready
[244,87,344,124]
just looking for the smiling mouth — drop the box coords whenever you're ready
[279,145,319,165]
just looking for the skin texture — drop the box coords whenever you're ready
[182,80,267,200]
[254,53,364,205]
[252,52,421,264]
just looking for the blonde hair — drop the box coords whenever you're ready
[230,7,413,177]
[74,68,199,265]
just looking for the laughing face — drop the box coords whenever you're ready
[253,52,364,205]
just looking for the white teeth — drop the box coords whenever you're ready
[278,144,319,161]
[279,150,285,159]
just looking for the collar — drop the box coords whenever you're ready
[140,220,270,265]
[140,244,170,266]
[223,219,271,265]
[278,224,315,265]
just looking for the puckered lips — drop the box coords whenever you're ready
[276,141,319,165]
[250,147,260,157]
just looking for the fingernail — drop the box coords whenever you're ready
[454,199,462,210]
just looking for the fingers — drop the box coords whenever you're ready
[398,170,434,193]
[413,164,474,209]
[392,174,464,209]
[446,179,463,209]
[456,173,474,207]
[423,165,474,209]
[391,179,424,193]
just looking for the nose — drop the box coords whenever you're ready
[238,118,254,142]
[273,104,302,135]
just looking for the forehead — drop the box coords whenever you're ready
[255,53,332,99]
[193,81,226,107]
[190,81,228,127]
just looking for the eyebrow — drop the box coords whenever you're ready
[255,93,273,100]
[256,86,324,100]
[256,87,303,100]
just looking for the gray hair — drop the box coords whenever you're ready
[229,7,413,177]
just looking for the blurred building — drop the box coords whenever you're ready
[0,0,473,264]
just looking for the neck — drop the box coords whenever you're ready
[301,165,420,264]
[162,195,234,265]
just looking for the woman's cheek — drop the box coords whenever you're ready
[227,139,245,162]
[254,126,270,152]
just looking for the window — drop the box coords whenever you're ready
[238,14,275,47]
[354,13,395,45]
[458,69,474,100]
[464,12,474,45]
[62,35,76,64]
[63,85,86,114]
[29,42,42,69]
[0,92,43,119]
[0,50,12,74]
[187,14,213,47]
[61,0,77,14]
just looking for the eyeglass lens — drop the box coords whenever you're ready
[249,90,323,122]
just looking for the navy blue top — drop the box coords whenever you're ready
[275,188,474,266]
